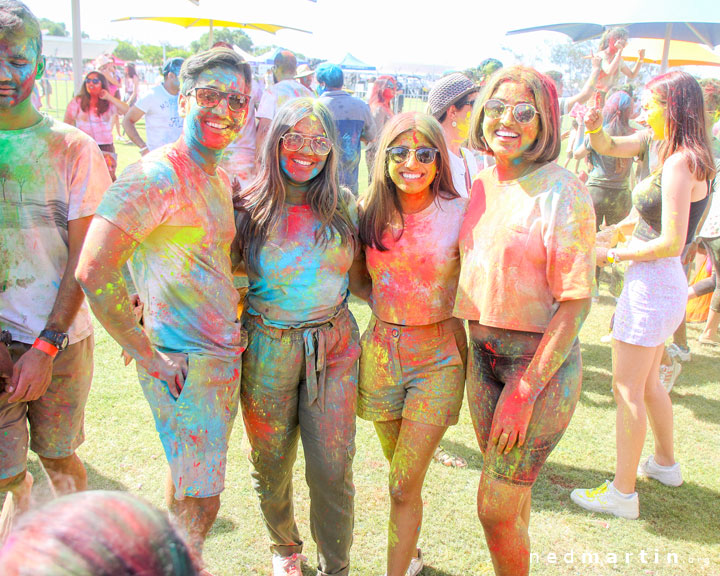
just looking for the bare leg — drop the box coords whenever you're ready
[644,348,676,467]
[672,316,687,349]
[0,471,34,542]
[611,340,662,494]
[376,419,447,576]
[38,453,87,496]
[700,308,720,342]
[477,469,532,576]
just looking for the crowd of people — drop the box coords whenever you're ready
[1,1,720,575]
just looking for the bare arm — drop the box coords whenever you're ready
[564,52,602,110]
[7,216,93,402]
[601,48,624,80]
[622,49,645,79]
[584,106,646,157]
[348,248,372,301]
[122,106,148,152]
[573,141,590,160]
[63,100,76,126]
[76,216,187,394]
[100,90,129,115]
[490,298,591,453]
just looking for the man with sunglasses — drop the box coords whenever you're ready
[1,0,111,531]
[123,57,185,155]
[76,48,252,572]
[317,63,376,195]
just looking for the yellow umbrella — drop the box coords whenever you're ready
[623,38,720,67]
[112,16,311,48]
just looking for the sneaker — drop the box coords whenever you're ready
[383,550,424,576]
[659,360,682,393]
[272,553,307,576]
[638,455,683,487]
[600,333,613,344]
[667,343,691,362]
[570,480,639,519]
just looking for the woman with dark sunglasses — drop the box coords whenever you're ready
[355,111,467,576]
[454,66,596,576]
[64,71,129,179]
[232,98,362,576]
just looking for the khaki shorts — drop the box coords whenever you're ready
[1,336,94,480]
[137,352,242,500]
[358,316,467,427]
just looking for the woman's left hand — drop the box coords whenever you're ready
[99,89,110,100]
[596,246,610,266]
[489,383,536,454]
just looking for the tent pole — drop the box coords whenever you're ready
[209,20,214,48]
[661,23,672,73]
[71,0,82,94]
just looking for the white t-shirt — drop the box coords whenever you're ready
[256,79,313,120]
[448,147,479,198]
[220,79,259,191]
[0,116,111,344]
[135,84,183,151]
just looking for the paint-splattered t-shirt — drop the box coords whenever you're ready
[245,200,358,328]
[65,98,118,146]
[0,115,111,344]
[365,195,467,326]
[454,163,596,333]
[256,79,314,121]
[96,142,244,357]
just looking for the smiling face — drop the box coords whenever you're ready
[279,114,329,185]
[642,90,666,140]
[387,129,437,200]
[179,66,248,152]
[0,30,43,111]
[482,80,540,167]
[84,73,103,97]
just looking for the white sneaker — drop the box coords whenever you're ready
[638,455,683,487]
[406,550,423,576]
[272,553,307,576]
[667,343,691,362]
[570,480,639,519]
[600,333,613,344]
[659,360,682,393]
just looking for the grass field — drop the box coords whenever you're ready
[26,82,720,576]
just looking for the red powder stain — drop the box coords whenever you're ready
[485,342,497,354]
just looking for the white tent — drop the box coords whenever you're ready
[42,35,117,60]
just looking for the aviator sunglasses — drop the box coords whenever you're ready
[188,87,250,112]
[85,77,102,85]
[281,132,333,156]
[386,146,438,164]
[484,99,540,124]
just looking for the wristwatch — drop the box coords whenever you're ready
[39,328,69,351]
[1,329,11,347]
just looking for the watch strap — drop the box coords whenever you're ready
[33,338,59,358]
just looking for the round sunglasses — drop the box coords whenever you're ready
[281,132,332,156]
[386,146,438,164]
[188,87,250,113]
[85,77,102,85]
[484,99,540,124]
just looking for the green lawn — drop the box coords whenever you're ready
[29,81,720,576]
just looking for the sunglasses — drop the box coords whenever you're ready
[386,146,438,164]
[281,132,332,156]
[188,87,250,113]
[484,99,540,124]
[85,78,102,85]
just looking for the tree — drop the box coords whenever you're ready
[190,28,253,53]
[167,48,192,60]
[114,40,139,62]
[38,18,68,37]
[549,40,595,93]
[138,45,165,67]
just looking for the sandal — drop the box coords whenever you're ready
[433,446,467,468]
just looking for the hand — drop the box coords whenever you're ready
[145,350,188,399]
[596,224,623,247]
[488,382,535,454]
[590,50,601,70]
[584,106,602,133]
[0,343,14,393]
[683,242,698,266]
[99,89,110,100]
[638,48,646,62]
[130,293,144,325]
[596,246,611,267]
[6,346,54,403]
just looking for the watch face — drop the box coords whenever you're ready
[40,329,70,350]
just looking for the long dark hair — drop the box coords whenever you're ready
[79,71,110,115]
[647,70,716,181]
[359,112,458,251]
[234,98,357,275]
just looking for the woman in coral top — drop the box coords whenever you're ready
[454,66,596,576]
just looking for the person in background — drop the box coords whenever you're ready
[427,72,479,199]
[456,66,595,575]
[124,62,140,107]
[365,75,397,181]
[255,50,313,159]
[123,57,184,156]
[295,63,315,91]
[544,52,601,116]
[0,0,111,540]
[96,54,125,142]
[0,491,198,576]
[317,62,377,195]
[571,71,713,519]
[595,27,645,94]
[64,70,129,179]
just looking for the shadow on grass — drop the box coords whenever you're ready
[300,563,459,576]
[534,461,720,545]
[85,462,129,492]
[210,515,237,536]
[672,390,720,425]
[438,438,483,472]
